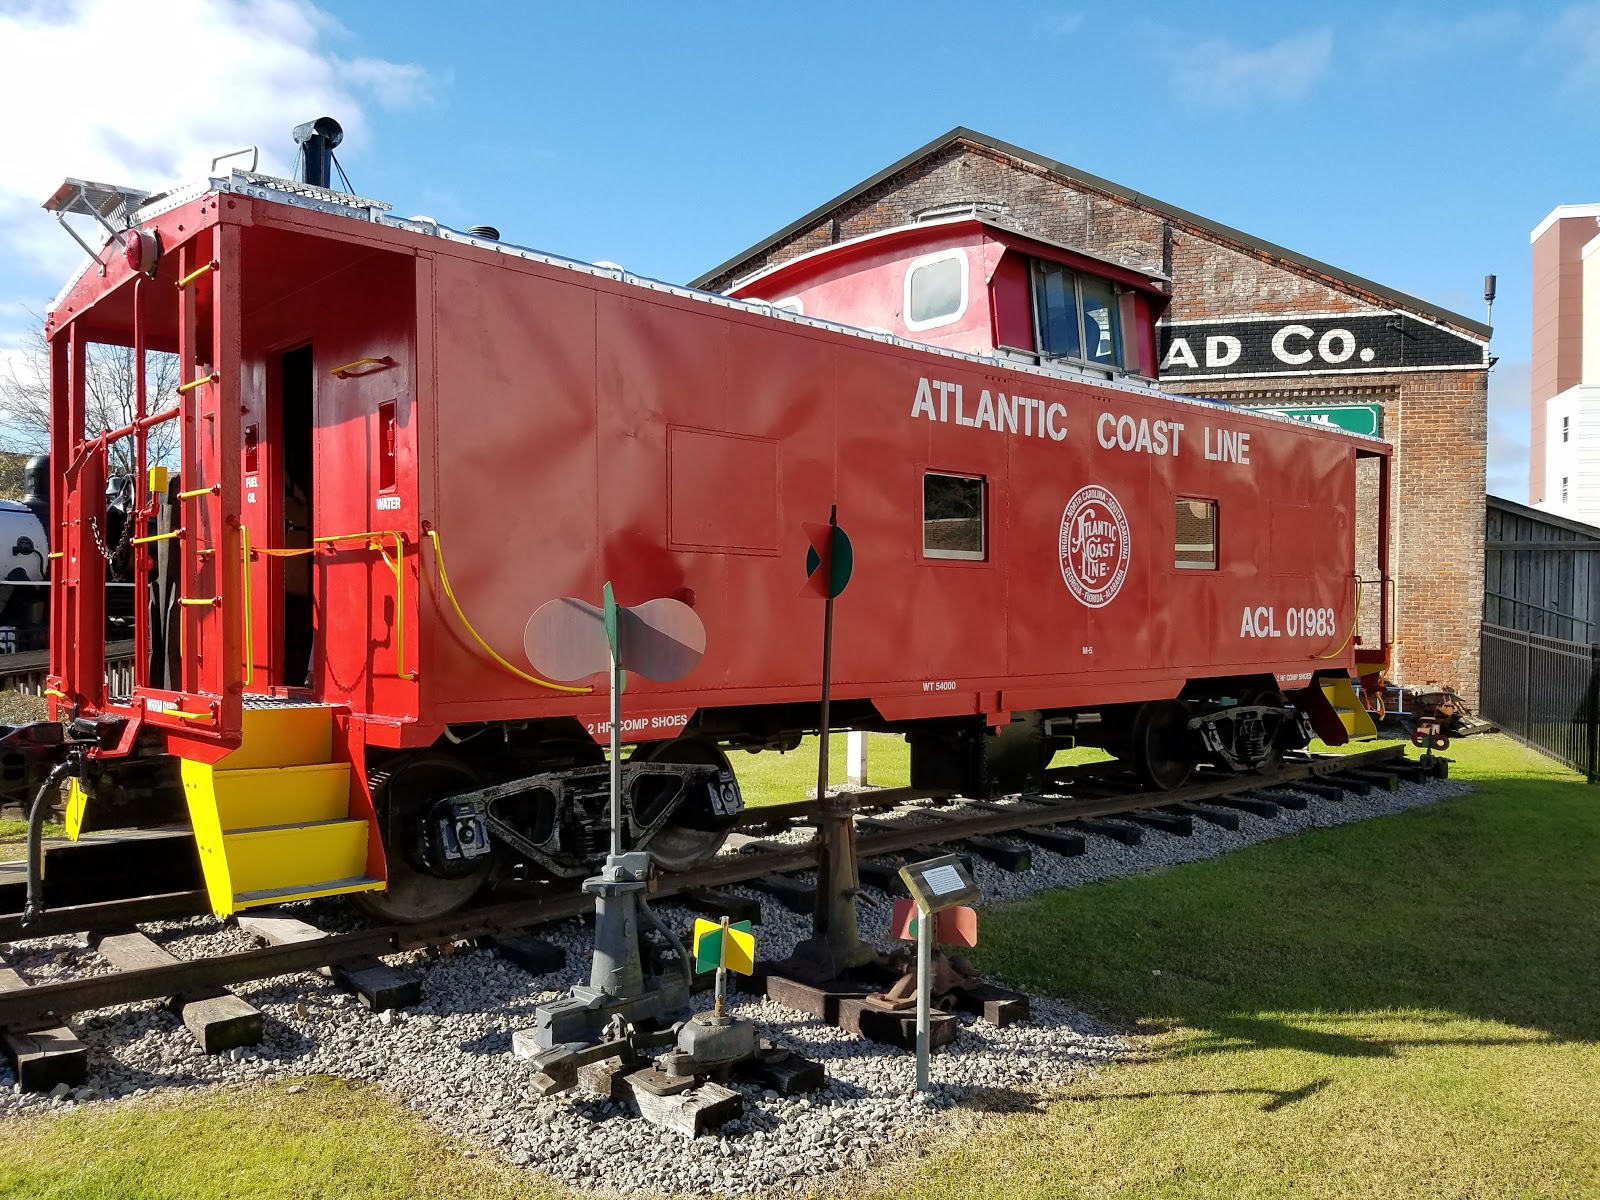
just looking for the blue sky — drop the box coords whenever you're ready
[3,0,1595,499]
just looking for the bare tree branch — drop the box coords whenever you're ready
[0,313,180,476]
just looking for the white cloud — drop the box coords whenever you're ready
[0,0,429,282]
[1162,28,1333,109]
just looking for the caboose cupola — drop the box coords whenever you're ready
[726,214,1171,381]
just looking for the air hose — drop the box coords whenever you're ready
[23,756,78,927]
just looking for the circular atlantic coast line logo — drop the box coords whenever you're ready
[1059,485,1131,608]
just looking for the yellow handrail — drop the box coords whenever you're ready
[241,526,252,688]
[176,373,218,395]
[329,356,393,379]
[1313,574,1362,660]
[176,260,217,289]
[177,485,218,500]
[425,528,592,694]
[131,528,183,546]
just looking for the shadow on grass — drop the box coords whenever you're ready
[973,751,1600,1057]
[1068,1075,1332,1112]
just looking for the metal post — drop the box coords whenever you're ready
[847,730,869,786]
[609,645,622,859]
[1587,643,1600,785]
[816,505,837,809]
[714,914,729,1018]
[1522,633,1532,742]
[915,902,932,1093]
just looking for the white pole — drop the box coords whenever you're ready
[847,730,869,787]
[915,902,931,1092]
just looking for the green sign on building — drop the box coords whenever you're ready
[1246,402,1383,437]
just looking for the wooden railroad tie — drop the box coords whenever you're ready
[1202,794,1281,819]
[486,933,567,977]
[1243,788,1307,811]
[0,965,86,1094]
[745,875,815,914]
[1011,826,1088,857]
[1369,760,1428,784]
[1344,768,1402,793]
[1127,810,1195,836]
[957,837,1032,872]
[92,931,263,1054]
[236,913,420,1012]
[1167,803,1241,831]
[857,860,909,895]
[1070,818,1143,846]
[676,887,764,927]
[1273,780,1344,803]
[1321,773,1375,796]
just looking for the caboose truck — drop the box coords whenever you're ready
[20,119,1389,926]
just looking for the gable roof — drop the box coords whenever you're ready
[691,127,1491,340]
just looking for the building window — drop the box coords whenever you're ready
[1564,416,1570,442]
[1031,260,1123,369]
[1174,498,1217,570]
[1563,477,1570,502]
[904,250,968,331]
[923,472,985,560]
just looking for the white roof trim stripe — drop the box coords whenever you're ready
[1530,204,1600,244]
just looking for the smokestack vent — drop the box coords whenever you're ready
[469,225,501,241]
[292,117,344,190]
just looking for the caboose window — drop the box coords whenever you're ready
[905,250,968,331]
[1032,261,1124,369]
[1079,275,1122,367]
[1174,498,1217,570]
[923,472,985,560]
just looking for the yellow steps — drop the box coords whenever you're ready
[1319,673,1379,741]
[181,703,381,916]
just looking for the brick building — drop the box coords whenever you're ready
[693,128,1491,702]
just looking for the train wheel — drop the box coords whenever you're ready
[352,751,493,924]
[1128,699,1195,791]
[633,737,742,874]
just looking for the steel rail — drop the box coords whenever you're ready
[0,744,1412,1030]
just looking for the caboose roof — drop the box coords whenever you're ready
[691,127,1492,341]
[726,212,1172,301]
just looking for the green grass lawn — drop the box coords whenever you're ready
[0,1077,547,1200]
[736,733,1113,807]
[3,734,1596,1199]
[0,816,63,862]
[868,734,1600,1199]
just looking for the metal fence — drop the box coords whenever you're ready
[1480,623,1600,781]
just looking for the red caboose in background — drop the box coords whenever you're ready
[42,125,1389,922]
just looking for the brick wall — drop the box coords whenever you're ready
[704,140,1488,703]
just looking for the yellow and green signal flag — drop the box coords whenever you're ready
[802,520,853,600]
[692,918,755,975]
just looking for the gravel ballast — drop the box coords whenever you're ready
[0,770,1469,1196]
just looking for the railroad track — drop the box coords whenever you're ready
[0,742,1435,1039]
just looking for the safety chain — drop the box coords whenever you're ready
[88,513,133,566]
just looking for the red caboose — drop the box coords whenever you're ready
[41,125,1390,922]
